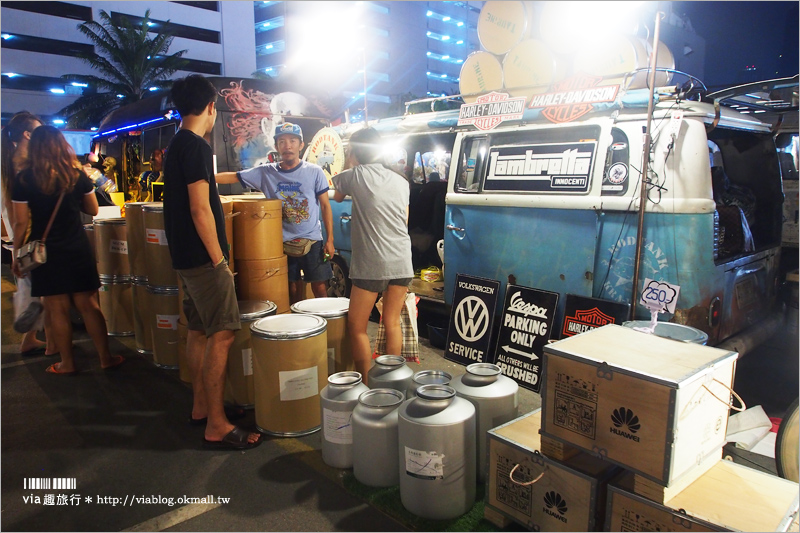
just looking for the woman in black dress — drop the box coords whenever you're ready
[11,126,124,374]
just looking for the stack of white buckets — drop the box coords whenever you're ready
[320,357,519,521]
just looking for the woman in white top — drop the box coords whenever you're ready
[332,127,414,384]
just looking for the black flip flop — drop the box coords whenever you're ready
[203,427,261,450]
[20,346,46,357]
[189,405,247,426]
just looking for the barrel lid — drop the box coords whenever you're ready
[459,51,504,104]
[291,297,349,318]
[622,321,709,345]
[146,285,179,295]
[142,202,164,212]
[466,363,501,377]
[477,1,527,55]
[413,370,452,386]
[374,354,405,368]
[99,275,132,283]
[358,388,405,408]
[416,384,456,401]
[124,202,150,208]
[251,314,327,339]
[93,217,126,225]
[239,300,277,321]
[328,371,362,387]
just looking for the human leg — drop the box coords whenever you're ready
[347,284,379,385]
[299,241,332,301]
[72,290,122,368]
[381,283,409,356]
[187,328,209,421]
[41,294,75,372]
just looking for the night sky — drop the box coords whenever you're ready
[672,1,799,89]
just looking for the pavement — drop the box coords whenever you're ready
[1,264,796,532]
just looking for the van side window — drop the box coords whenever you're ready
[601,128,630,196]
[455,137,487,192]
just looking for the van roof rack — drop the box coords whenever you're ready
[704,75,799,114]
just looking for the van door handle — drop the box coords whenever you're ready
[340,215,351,221]
[446,224,465,232]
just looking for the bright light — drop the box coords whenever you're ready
[265,67,273,72]
[456,59,463,63]
[441,74,447,78]
[147,55,151,59]
[456,40,463,45]
[266,44,273,49]
[5,72,18,78]
[359,92,365,95]
[442,55,449,60]
[442,35,450,41]
[443,16,450,21]
[457,21,463,27]
[2,34,12,40]
[148,86,158,91]
[427,51,431,56]
[426,31,431,36]
[116,94,125,98]
[426,10,432,16]
[263,22,270,27]
[426,71,431,75]
[147,22,155,27]
[72,82,88,87]
[53,119,65,125]
[539,1,643,53]
[50,88,65,94]
[91,127,98,131]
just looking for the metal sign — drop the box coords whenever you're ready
[484,141,596,193]
[457,91,526,131]
[561,294,630,339]
[444,274,501,367]
[527,74,619,124]
[492,284,558,393]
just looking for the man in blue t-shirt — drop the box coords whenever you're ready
[217,122,334,303]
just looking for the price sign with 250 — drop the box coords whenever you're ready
[639,278,681,314]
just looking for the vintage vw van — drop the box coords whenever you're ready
[442,85,785,347]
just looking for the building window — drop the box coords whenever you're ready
[255,16,285,33]
[0,33,93,58]
[179,58,221,75]
[0,72,78,93]
[257,40,285,55]
[1,1,92,21]
[172,1,219,11]
[110,12,221,44]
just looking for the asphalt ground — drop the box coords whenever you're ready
[1,264,796,532]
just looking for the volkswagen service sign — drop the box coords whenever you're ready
[444,274,501,367]
[492,285,558,393]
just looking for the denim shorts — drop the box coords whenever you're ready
[287,240,332,283]
[177,260,240,336]
[351,278,413,293]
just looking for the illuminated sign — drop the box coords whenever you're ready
[528,74,619,124]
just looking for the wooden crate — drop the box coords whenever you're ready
[606,461,800,532]
[486,409,620,532]
[541,324,737,485]
[633,449,722,503]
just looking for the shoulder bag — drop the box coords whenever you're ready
[16,190,66,274]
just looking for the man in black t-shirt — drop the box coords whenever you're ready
[163,75,260,450]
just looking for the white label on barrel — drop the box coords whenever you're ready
[322,408,353,444]
[405,447,445,480]
[146,228,168,246]
[242,348,253,376]
[157,314,178,330]
[279,367,318,401]
[110,239,128,254]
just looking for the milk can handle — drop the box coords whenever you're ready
[509,464,545,486]
[702,379,746,412]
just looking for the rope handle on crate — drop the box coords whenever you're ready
[702,379,746,412]
[509,464,546,486]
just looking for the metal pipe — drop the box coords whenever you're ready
[631,11,665,320]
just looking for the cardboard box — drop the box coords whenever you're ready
[606,461,800,532]
[541,324,738,485]
[486,409,619,532]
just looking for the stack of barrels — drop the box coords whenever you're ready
[124,202,154,356]
[94,217,134,337]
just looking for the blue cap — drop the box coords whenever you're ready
[274,122,303,142]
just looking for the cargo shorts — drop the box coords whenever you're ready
[177,259,240,336]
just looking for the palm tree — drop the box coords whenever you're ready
[59,10,188,129]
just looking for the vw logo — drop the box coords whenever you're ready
[454,296,490,342]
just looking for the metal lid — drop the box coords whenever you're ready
[416,384,456,401]
[93,217,126,225]
[374,354,405,368]
[142,202,164,212]
[239,300,277,321]
[146,285,179,295]
[466,363,501,377]
[622,321,709,345]
[251,314,327,340]
[124,202,149,209]
[290,297,350,318]
[328,371,362,387]
[84,223,94,230]
[413,370,452,386]
[358,388,405,408]
[99,275,132,284]
[132,276,149,285]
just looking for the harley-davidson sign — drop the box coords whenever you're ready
[528,74,619,124]
[458,91,526,131]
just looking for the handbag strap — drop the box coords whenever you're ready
[41,190,66,244]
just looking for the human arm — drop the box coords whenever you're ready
[215,171,240,185]
[333,190,347,203]
[82,190,99,216]
[11,201,29,277]
[188,179,225,265]
[318,191,335,258]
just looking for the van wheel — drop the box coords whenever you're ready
[327,256,351,298]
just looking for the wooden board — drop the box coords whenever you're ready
[634,449,722,503]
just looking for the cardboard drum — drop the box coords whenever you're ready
[94,218,129,277]
[291,297,353,375]
[477,1,527,55]
[142,203,178,287]
[146,285,180,369]
[459,52,504,104]
[232,198,283,261]
[98,275,134,336]
[225,300,278,408]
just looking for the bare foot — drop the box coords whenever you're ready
[20,338,46,353]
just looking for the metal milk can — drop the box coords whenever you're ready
[451,363,519,483]
[398,385,476,520]
[352,388,405,487]
[368,355,413,392]
[320,371,369,469]
[407,370,452,398]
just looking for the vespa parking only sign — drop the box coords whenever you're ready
[445,274,501,367]
[492,285,558,393]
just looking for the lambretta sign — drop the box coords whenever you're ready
[484,142,596,193]
[445,274,500,367]
[458,91,526,131]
